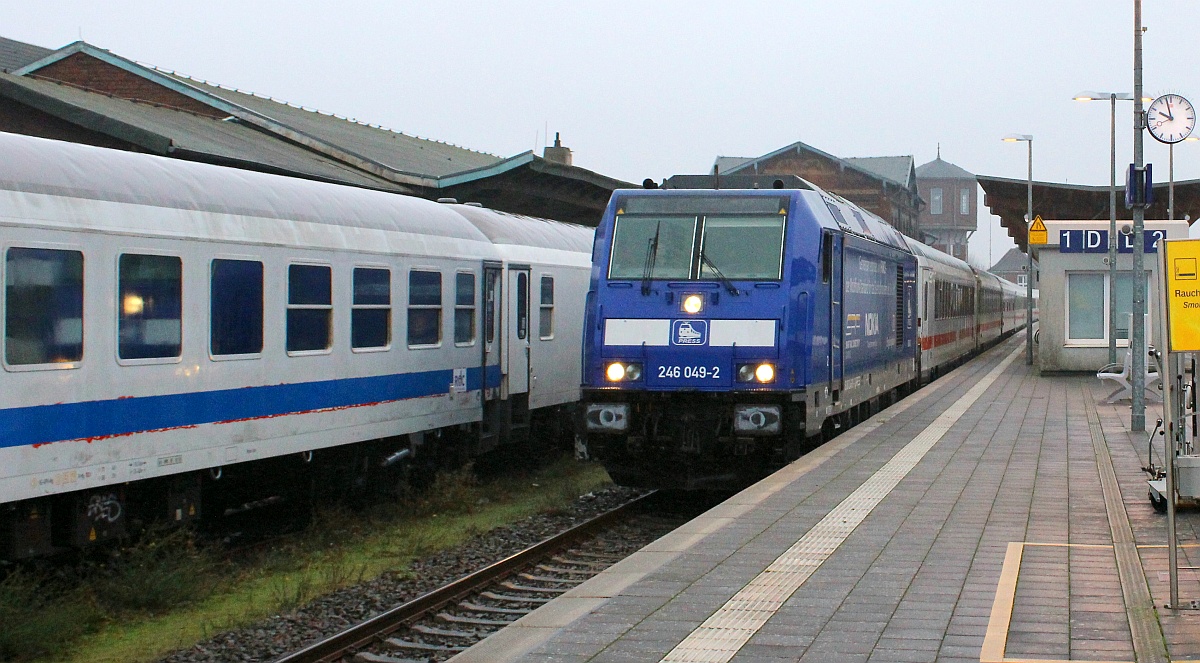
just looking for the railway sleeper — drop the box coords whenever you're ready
[353,652,428,663]
[458,601,532,615]
[500,580,567,594]
[535,563,594,575]
[409,624,479,639]
[383,637,465,652]
[517,572,580,584]
[437,611,516,626]
[481,590,553,603]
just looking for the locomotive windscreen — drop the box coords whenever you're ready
[608,196,786,281]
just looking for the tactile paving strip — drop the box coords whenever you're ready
[659,345,1023,663]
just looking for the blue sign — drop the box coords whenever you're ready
[672,319,708,346]
[1059,229,1164,253]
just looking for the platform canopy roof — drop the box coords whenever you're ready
[0,39,630,225]
[978,175,1200,253]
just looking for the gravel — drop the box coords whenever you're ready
[160,485,647,663]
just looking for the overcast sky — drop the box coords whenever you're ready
[4,1,1197,266]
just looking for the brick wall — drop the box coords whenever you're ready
[31,53,226,119]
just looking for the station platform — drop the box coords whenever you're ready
[452,335,1200,663]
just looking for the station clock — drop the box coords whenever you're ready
[1147,94,1196,144]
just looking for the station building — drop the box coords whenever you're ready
[714,142,922,239]
[0,36,629,225]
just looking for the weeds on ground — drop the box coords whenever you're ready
[0,568,102,661]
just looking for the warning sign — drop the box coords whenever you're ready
[1163,238,1200,351]
[1028,216,1047,245]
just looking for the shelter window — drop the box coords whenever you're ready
[211,259,263,357]
[352,267,390,350]
[1066,271,1150,346]
[408,270,442,347]
[287,264,332,353]
[930,188,943,215]
[119,254,182,360]
[455,272,476,345]
[5,247,83,366]
[539,275,554,339]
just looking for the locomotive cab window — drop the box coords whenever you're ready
[352,267,390,350]
[119,253,182,361]
[608,196,787,281]
[5,247,84,367]
[408,270,442,347]
[287,264,333,353]
[210,259,263,357]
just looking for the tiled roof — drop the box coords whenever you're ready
[844,156,914,188]
[916,157,975,180]
[0,36,52,73]
[161,74,503,178]
[0,72,409,192]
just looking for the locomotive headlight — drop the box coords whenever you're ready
[605,362,643,382]
[606,362,626,381]
[755,363,775,383]
[736,362,775,383]
[737,364,756,382]
[682,294,704,314]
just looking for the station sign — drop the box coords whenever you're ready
[1162,238,1200,352]
[1059,228,1166,254]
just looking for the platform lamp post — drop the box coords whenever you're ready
[1004,134,1034,365]
[1074,92,1137,365]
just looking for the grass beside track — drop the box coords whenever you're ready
[3,456,611,663]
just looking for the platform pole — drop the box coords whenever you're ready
[1131,0,1147,432]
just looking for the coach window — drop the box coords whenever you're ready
[352,267,390,350]
[287,264,333,353]
[5,247,83,367]
[539,275,554,339]
[408,270,442,347]
[119,254,182,361]
[455,272,476,345]
[210,259,263,357]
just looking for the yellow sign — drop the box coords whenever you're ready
[1028,215,1047,245]
[1163,238,1200,351]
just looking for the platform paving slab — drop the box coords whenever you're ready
[450,336,1200,662]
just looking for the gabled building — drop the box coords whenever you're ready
[714,141,922,239]
[0,38,629,225]
[915,154,976,261]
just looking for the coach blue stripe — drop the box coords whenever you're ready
[0,364,503,449]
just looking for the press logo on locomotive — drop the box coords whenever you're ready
[672,320,708,346]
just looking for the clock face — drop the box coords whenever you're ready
[1147,94,1196,144]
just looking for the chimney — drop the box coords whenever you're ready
[543,132,573,166]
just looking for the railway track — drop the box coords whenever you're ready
[274,490,711,663]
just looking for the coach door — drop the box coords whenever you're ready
[480,263,504,447]
[828,233,844,402]
[505,265,532,434]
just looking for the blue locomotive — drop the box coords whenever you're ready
[580,176,1019,489]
